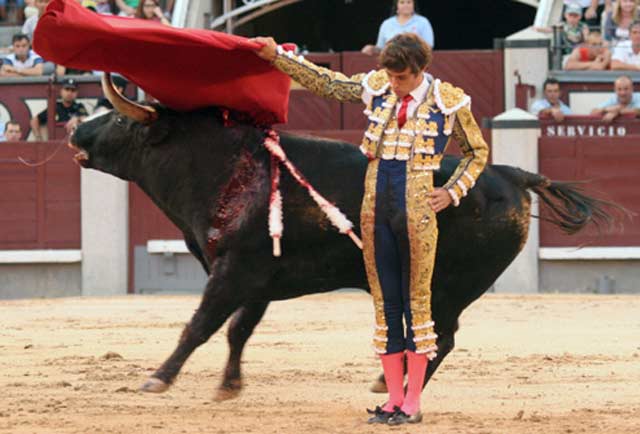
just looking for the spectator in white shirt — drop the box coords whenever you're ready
[602,0,639,44]
[22,0,49,40]
[0,33,43,77]
[530,78,572,122]
[611,20,640,70]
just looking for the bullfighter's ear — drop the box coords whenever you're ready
[137,119,171,147]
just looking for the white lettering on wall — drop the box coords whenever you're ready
[544,124,628,137]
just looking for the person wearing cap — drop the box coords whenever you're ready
[30,78,88,140]
[0,33,43,77]
[535,3,590,54]
[562,3,590,53]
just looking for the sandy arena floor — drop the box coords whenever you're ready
[0,292,639,434]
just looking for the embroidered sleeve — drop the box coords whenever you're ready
[442,106,489,207]
[272,45,365,103]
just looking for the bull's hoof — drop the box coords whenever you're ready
[140,377,170,393]
[369,378,388,394]
[213,379,242,401]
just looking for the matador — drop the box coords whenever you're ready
[253,33,489,425]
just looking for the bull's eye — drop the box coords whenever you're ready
[115,116,125,126]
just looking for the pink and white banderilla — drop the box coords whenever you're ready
[264,130,363,257]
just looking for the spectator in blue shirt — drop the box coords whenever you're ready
[0,33,43,77]
[0,120,22,142]
[530,78,572,122]
[591,75,640,122]
[361,0,434,56]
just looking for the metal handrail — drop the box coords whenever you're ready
[209,0,302,33]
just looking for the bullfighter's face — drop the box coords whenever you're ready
[386,67,424,99]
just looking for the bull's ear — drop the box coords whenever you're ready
[137,120,171,147]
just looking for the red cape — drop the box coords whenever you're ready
[34,0,291,124]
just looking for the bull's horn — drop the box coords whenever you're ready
[101,72,158,124]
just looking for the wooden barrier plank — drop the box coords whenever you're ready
[540,132,640,247]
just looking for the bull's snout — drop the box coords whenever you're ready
[67,136,89,166]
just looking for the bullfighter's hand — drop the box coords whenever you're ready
[250,36,278,62]
[428,188,452,213]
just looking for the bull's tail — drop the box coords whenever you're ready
[495,165,629,235]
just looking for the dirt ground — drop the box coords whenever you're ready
[0,292,639,434]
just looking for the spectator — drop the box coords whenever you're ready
[30,78,88,140]
[24,0,37,19]
[530,78,572,122]
[94,75,128,113]
[21,0,48,40]
[611,20,640,69]
[591,75,640,121]
[566,0,612,27]
[115,0,138,16]
[0,0,26,22]
[91,0,113,14]
[562,3,591,53]
[0,120,22,141]
[0,33,43,77]
[565,31,611,69]
[134,0,169,25]
[536,3,590,54]
[603,0,639,44]
[361,0,434,56]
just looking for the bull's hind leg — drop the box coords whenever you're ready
[141,259,244,393]
[215,301,270,401]
[422,328,455,388]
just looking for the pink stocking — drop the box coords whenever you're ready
[401,351,428,415]
[380,352,405,412]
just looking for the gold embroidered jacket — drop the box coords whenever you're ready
[272,46,489,206]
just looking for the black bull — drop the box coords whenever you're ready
[70,105,611,399]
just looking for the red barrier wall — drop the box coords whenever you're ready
[0,141,80,249]
[539,119,640,247]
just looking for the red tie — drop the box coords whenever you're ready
[397,94,413,128]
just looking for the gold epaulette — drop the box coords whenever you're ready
[433,79,471,115]
[362,70,390,96]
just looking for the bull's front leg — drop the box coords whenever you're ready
[141,255,243,393]
[215,301,270,401]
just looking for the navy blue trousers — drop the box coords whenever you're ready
[374,160,416,354]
